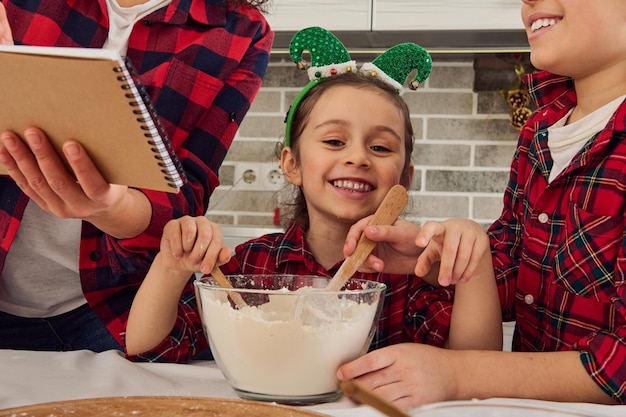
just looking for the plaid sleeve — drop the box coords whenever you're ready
[121,7,274,247]
[125,277,209,363]
[404,280,455,347]
[488,116,534,322]
[87,3,272,350]
[579,334,626,404]
[577,233,626,404]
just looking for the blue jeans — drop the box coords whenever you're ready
[0,303,123,352]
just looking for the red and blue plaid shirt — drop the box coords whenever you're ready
[135,223,455,362]
[0,0,273,348]
[489,70,626,403]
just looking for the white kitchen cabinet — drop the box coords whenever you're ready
[266,0,528,52]
[266,0,524,32]
[372,0,524,31]
[265,0,371,31]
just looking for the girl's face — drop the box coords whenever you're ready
[521,0,626,79]
[281,85,411,227]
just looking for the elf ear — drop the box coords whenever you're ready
[285,27,357,147]
[289,26,356,81]
[360,43,432,92]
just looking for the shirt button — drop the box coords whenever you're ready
[89,251,102,262]
[524,294,534,305]
[538,213,549,223]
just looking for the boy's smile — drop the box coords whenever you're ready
[529,17,560,33]
[522,0,626,83]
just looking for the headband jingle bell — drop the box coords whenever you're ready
[284,26,433,146]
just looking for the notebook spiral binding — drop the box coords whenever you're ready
[112,58,187,190]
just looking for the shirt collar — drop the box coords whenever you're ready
[525,70,576,110]
[525,70,626,136]
[524,70,626,174]
[273,223,311,266]
[272,223,339,275]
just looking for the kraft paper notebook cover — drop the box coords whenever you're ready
[0,45,186,193]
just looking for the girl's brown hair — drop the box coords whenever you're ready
[276,72,414,231]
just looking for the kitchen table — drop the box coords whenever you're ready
[1,349,624,417]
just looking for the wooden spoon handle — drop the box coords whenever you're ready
[326,184,408,291]
[340,379,411,417]
[211,265,248,309]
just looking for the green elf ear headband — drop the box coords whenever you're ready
[284,27,356,146]
[284,26,433,146]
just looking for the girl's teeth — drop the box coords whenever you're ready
[333,180,372,192]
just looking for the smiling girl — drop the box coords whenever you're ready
[124,30,502,365]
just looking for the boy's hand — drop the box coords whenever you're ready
[336,343,456,410]
[416,219,490,287]
[343,217,426,274]
[344,217,490,287]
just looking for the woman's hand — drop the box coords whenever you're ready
[0,2,13,45]
[0,5,148,239]
[0,128,151,238]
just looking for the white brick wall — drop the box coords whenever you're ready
[207,56,522,228]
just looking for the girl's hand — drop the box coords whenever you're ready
[0,2,13,45]
[160,216,232,276]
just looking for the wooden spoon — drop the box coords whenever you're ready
[340,379,411,417]
[325,184,408,291]
[210,265,248,309]
[214,185,407,311]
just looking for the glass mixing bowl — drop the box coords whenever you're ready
[194,274,386,405]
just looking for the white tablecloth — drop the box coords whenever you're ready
[0,349,374,416]
[1,349,624,417]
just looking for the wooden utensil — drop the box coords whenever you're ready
[340,380,411,417]
[210,265,248,309]
[325,184,408,291]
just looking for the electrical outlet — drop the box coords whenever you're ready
[233,163,285,191]
[262,163,285,190]
[233,163,261,190]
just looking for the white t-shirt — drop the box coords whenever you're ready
[104,0,172,55]
[547,95,626,183]
[0,0,170,318]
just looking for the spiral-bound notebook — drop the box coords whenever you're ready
[0,45,186,193]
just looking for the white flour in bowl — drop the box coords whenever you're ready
[198,289,379,397]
